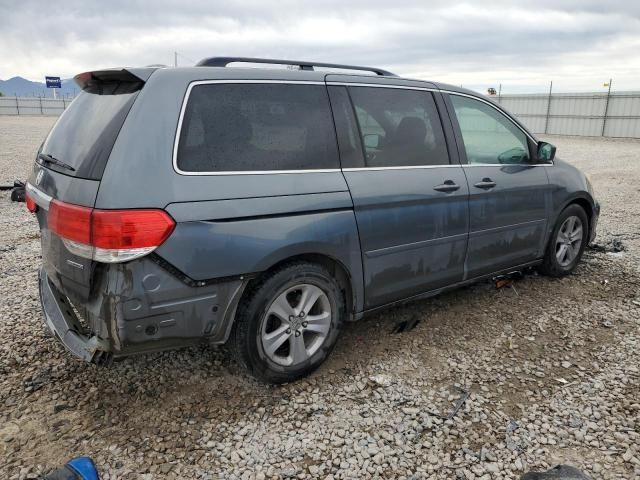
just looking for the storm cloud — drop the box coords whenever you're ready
[1,0,639,92]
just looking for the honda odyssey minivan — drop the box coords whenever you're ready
[26,57,599,383]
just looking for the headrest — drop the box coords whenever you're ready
[394,117,427,143]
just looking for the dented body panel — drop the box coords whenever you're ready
[40,258,246,359]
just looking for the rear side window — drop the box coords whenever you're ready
[176,84,339,173]
[41,87,139,179]
[348,87,449,167]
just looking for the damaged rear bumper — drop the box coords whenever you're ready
[39,269,111,363]
[38,259,248,363]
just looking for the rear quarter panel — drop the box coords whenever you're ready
[156,191,362,276]
[155,194,364,312]
[156,204,362,288]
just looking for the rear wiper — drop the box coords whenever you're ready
[38,153,76,172]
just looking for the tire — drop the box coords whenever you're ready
[228,262,345,384]
[539,204,589,277]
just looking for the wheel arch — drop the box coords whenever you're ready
[568,197,593,225]
[245,252,357,320]
[559,194,594,238]
[544,193,594,253]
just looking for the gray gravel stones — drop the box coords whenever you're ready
[1,118,639,479]
[0,116,55,186]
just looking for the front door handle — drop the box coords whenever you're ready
[433,180,461,193]
[474,178,497,189]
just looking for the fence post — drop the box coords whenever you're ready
[601,78,612,137]
[544,81,553,134]
[62,98,66,111]
[15,95,19,115]
[39,96,43,115]
[497,84,502,104]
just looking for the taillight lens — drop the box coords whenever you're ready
[26,193,38,213]
[48,200,175,263]
[49,200,92,244]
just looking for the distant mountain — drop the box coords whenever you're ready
[0,76,79,97]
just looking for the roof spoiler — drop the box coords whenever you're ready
[196,56,396,77]
[74,68,158,93]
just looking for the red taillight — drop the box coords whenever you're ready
[49,200,92,244]
[26,193,38,213]
[48,199,175,263]
[92,209,175,250]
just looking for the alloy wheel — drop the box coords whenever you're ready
[260,283,332,367]
[555,215,583,267]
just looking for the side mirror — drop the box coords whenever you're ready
[363,134,382,150]
[537,142,556,163]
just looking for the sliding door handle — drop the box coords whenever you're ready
[474,178,496,189]
[433,180,461,193]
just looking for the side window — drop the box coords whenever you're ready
[176,84,339,172]
[450,95,530,165]
[354,106,385,139]
[327,86,365,168]
[348,87,449,167]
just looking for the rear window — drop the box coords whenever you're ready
[348,87,449,167]
[176,83,339,173]
[40,86,139,179]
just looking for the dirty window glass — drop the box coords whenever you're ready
[41,89,139,179]
[177,84,339,172]
[327,86,365,168]
[450,95,530,165]
[348,87,449,167]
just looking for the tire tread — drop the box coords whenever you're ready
[539,204,588,277]
[228,261,344,383]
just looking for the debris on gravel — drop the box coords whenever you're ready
[1,117,639,479]
[521,464,592,479]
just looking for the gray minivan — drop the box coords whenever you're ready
[26,57,599,383]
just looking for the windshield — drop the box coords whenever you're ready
[40,88,139,179]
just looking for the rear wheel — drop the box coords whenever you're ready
[539,204,589,277]
[229,262,344,383]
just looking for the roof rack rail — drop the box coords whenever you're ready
[195,56,396,77]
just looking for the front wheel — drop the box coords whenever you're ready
[229,262,344,383]
[539,204,589,277]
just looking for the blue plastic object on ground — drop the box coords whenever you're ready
[66,457,99,480]
[43,456,99,480]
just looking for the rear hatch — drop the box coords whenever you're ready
[26,69,149,303]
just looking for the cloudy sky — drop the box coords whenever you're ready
[1,0,639,93]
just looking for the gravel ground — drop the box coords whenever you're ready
[0,116,639,479]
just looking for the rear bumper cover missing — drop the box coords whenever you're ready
[39,259,248,362]
[39,269,111,362]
